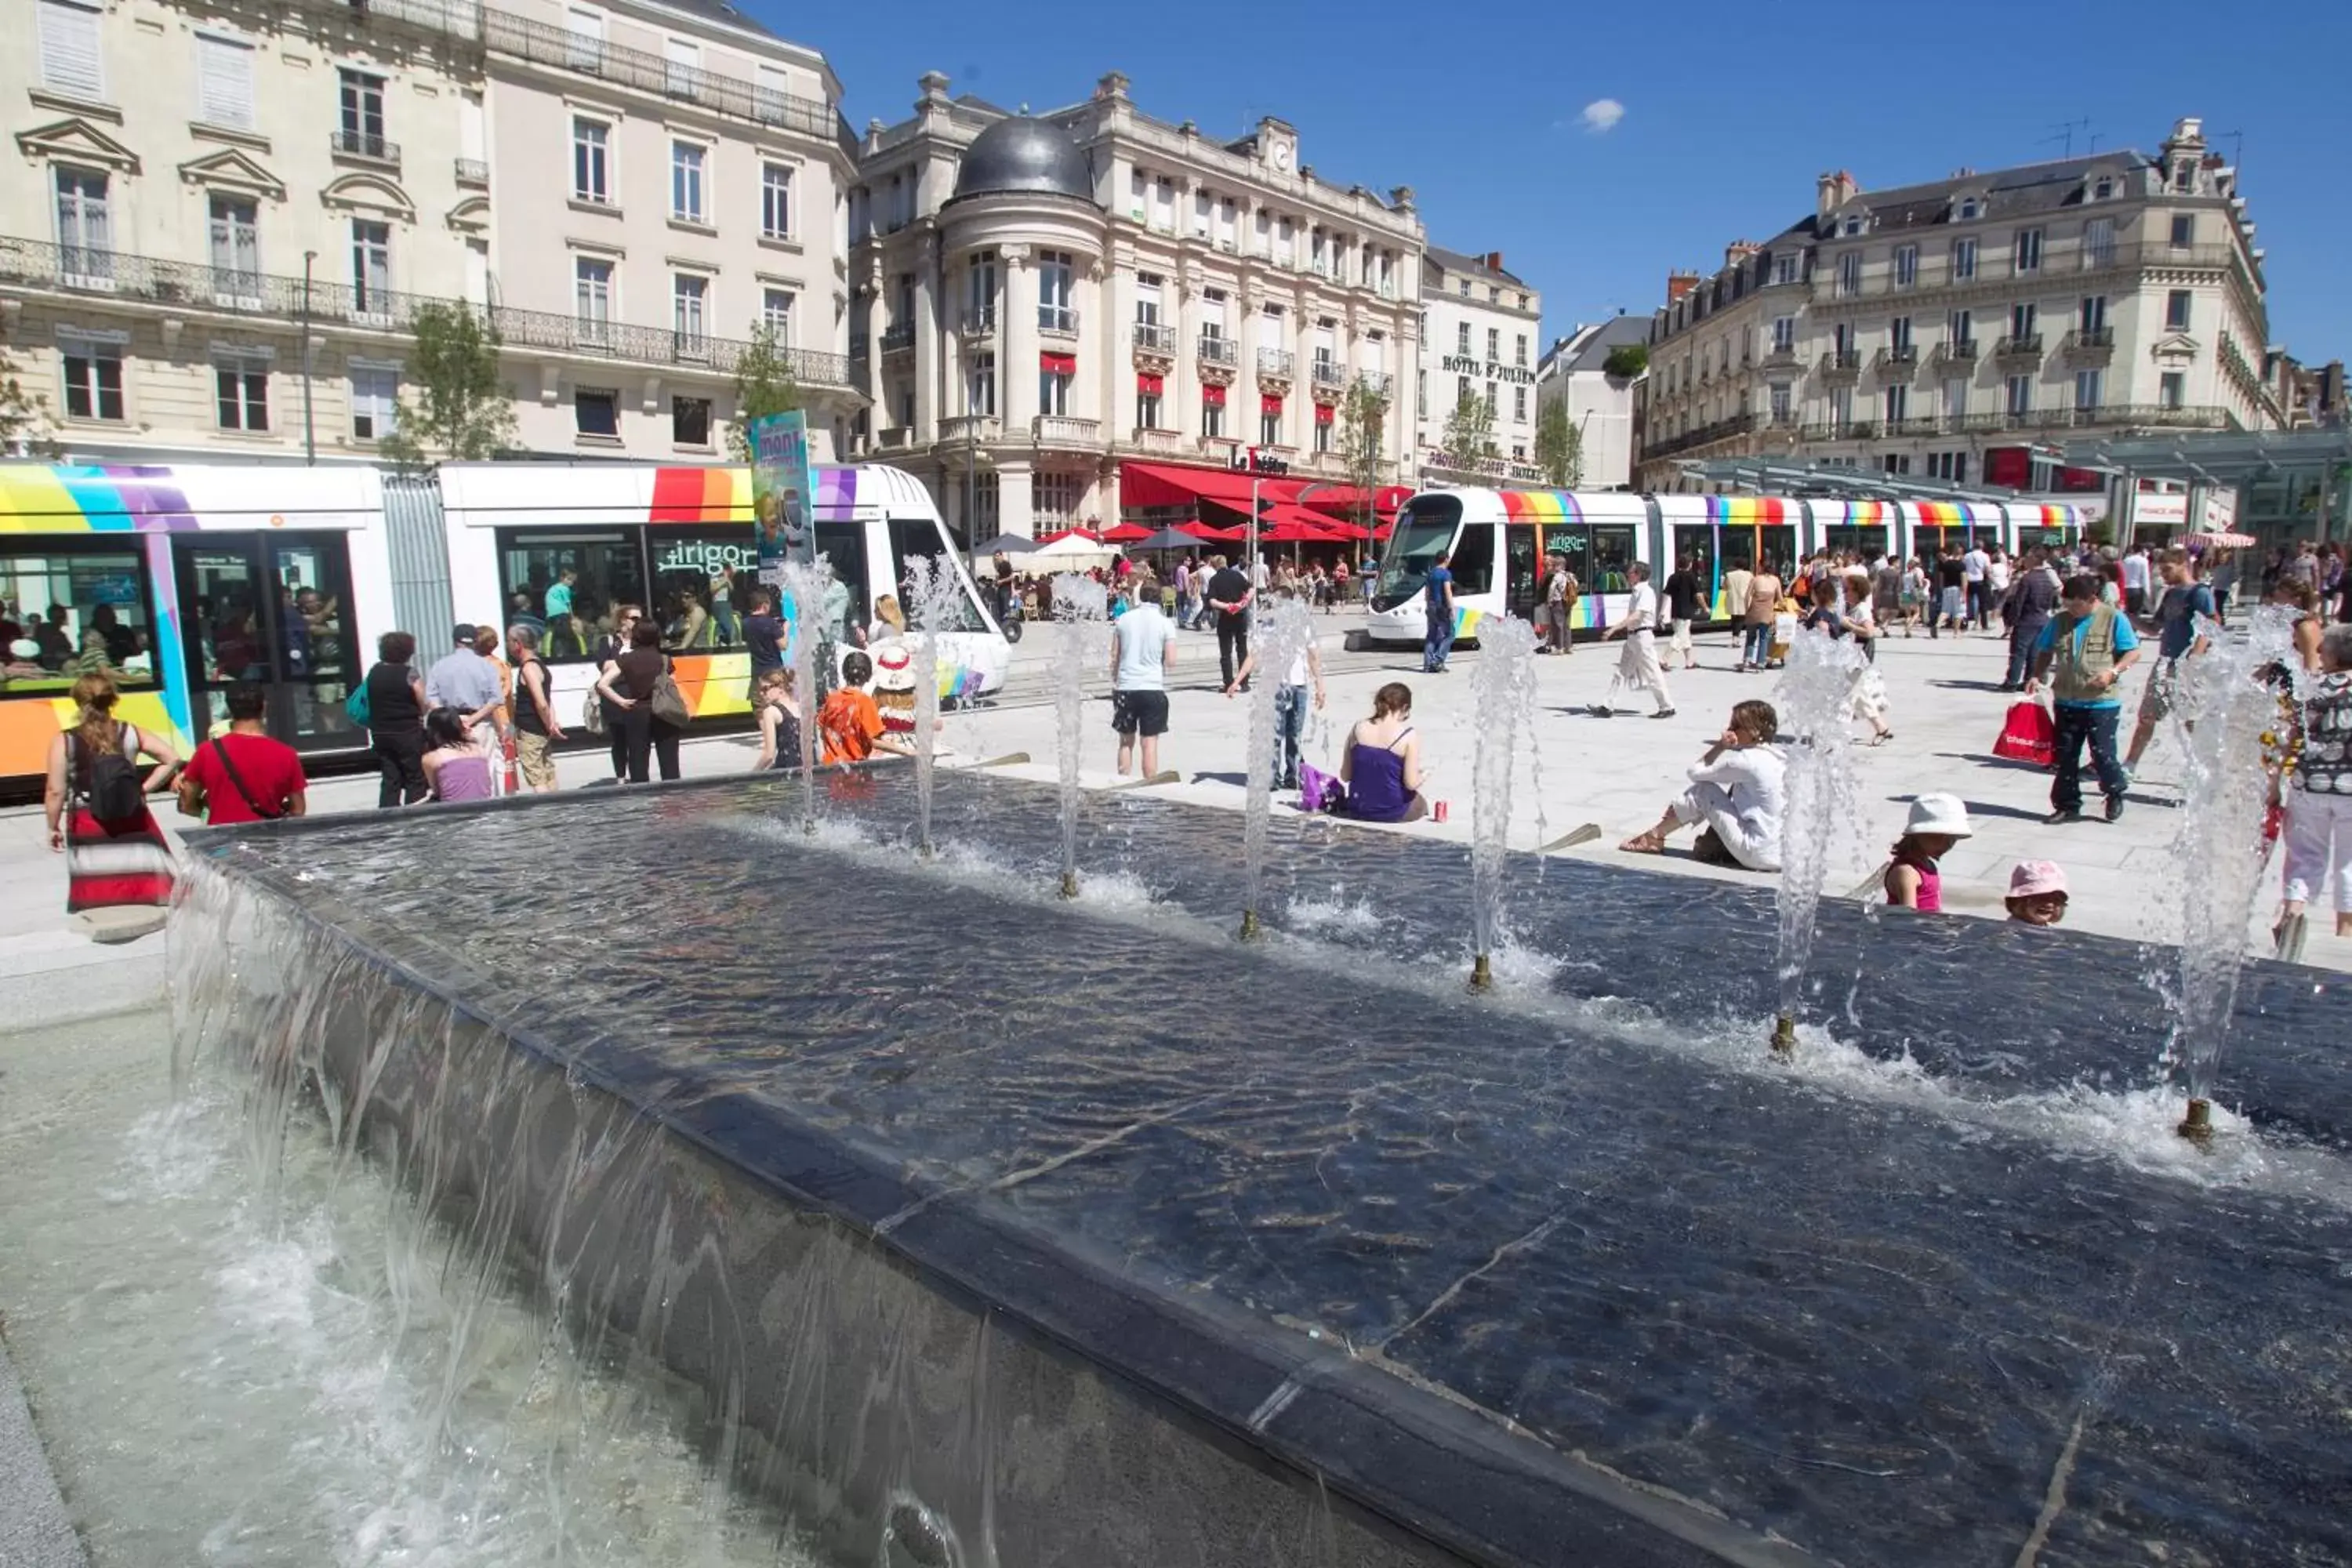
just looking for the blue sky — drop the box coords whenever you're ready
[766,0,2352,362]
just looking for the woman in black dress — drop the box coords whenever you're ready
[365,630,430,807]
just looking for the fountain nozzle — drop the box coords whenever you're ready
[1058,870,1079,900]
[2177,1096,2214,1150]
[1470,953,1493,991]
[1239,908,1262,942]
[1770,1013,1797,1058]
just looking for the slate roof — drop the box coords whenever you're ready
[1426,245,1530,289]
[1548,316,1653,374]
[1770,151,2158,247]
[656,0,782,38]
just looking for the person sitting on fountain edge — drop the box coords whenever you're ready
[818,649,906,766]
[1618,699,1784,869]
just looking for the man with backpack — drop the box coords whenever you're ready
[178,684,307,824]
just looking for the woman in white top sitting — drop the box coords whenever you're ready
[1619,699,1786,870]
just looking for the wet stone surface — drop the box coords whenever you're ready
[198,770,2352,1567]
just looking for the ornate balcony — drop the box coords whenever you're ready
[1817,350,1862,383]
[1129,426,1184,456]
[875,426,913,450]
[1762,342,1801,369]
[1877,343,1919,371]
[1310,358,1348,394]
[2061,327,2115,365]
[0,234,854,387]
[880,322,916,359]
[936,415,1000,445]
[1032,415,1102,450]
[1934,338,1979,367]
[956,307,996,338]
[453,158,488,187]
[330,130,400,166]
[1994,333,2045,366]
[1196,433,1240,463]
[1255,347,1294,390]
[1197,334,1239,383]
[1132,321,1174,371]
[1356,370,1393,401]
[1037,305,1080,341]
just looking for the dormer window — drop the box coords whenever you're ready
[2172,161,2194,192]
[1956,197,1982,221]
[1840,212,1865,237]
[2091,176,2114,201]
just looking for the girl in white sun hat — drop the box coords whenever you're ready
[1884,793,1973,912]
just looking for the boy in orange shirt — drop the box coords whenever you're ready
[819,649,901,764]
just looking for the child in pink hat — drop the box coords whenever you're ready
[2005,860,2070,926]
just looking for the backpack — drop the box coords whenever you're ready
[76,724,145,825]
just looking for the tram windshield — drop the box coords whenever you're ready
[1377,494,1462,603]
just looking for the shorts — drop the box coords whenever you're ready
[515,730,557,789]
[2138,660,2178,723]
[1112,688,1169,738]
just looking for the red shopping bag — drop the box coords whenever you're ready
[1992,700,2056,767]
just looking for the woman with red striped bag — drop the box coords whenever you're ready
[43,673,180,913]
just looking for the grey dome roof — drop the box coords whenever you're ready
[950,118,1094,204]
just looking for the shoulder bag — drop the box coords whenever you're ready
[204,736,282,820]
[651,661,691,728]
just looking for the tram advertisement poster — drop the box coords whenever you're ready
[749,411,815,589]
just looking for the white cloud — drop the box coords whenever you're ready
[1580,98,1626,134]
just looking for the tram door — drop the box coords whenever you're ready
[1504,525,1541,618]
[1669,524,1719,620]
[172,532,362,750]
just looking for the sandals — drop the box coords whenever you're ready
[1869,731,1895,746]
[1620,829,1668,854]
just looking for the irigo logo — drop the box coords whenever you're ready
[655,540,759,575]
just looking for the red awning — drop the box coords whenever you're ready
[1200,383,1226,407]
[1179,520,1245,541]
[1313,517,1370,541]
[1100,522,1153,543]
[1314,403,1335,425]
[1259,503,1341,542]
[1121,460,1272,510]
[1040,351,1076,375]
[1260,393,1284,416]
[1137,372,1164,395]
[1036,528,1100,544]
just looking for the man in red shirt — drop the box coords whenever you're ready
[178,684,307,824]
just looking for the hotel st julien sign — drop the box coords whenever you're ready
[1439,354,1537,385]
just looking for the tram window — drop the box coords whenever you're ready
[1449,521,1496,594]
[0,544,157,695]
[1377,494,1461,601]
[815,520,870,642]
[497,528,647,662]
[647,527,755,650]
[1591,526,1638,592]
[886,517,984,631]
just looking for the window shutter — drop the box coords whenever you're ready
[197,36,254,130]
[39,1,104,100]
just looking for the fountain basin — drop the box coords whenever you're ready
[173,773,2352,1566]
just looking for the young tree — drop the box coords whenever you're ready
[0,331,50,456]
[377,301,516,467]
[726,321,802,461]
[1336,378,1389,529]
[1534,396,1584,489]
[1601,343,1649,381]
[1441,389,1497,474]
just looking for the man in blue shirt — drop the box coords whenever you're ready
[1423,550,1456,673]
[2028,575,2143,823]
[2125,547,2214,770]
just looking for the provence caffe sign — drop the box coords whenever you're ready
[1439,354,1536,386]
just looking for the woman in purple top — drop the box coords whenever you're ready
[420,707,495,803]
[1340,681,1427,822]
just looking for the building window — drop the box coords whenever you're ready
[2084,216,2115,269]
[350,366,397,440]
[1457,278,1469,298]
[2009,302,2037,343]
[664,36,698,96]
[1515,332,1528,368]
[1136,379,1163,430]
[2014,227,2043,274]
[1771,316,1795,351]
[672,394,711,447]
[2005,374,2032,416]
[1893,244,1918,288]
[760,162,792,238]
[1951,237,1977,281]
[1512,385,1527,423]
[2079,296,2107,335]
[195,33,255,130]
[1880,454,1911,474]
[1312,408,1333,453]
[1889,315,1913,354]
[670,141,706,222]
[2170,213,2195,249]
[966,352,996,416]
[207,194,260,293]
[575,256,613,340]
[53,166,111,280]
[337,69,387,158]
[1929,451,1969,483]
[965,251,996,328]
[1415,369,1425,419]
[1456,321,1471,355]
[2165,289,2192,330]
[1456,373,1470,408]
[1836,251,1860,296]
[1039,363,1071,417]
[2073,369,2103,412]
[572,118,609,203]
[970,471,999,531]
[350,220,391,318]
[575,387,619,437]
[1771,253,1799,286]
[1486,327,1500,360]
[1202,388,1224,438]
[1768,384,1791,423]
[1884,383,1908,422]
[1031,472,1080,524]
[2160,372,2186,408]
[214,356,269,431]
[1260,400,1282,447]
[750,289,789,343]
[1957,198,1981,220]
[59,336,123,421]
[1135,273,1163,327]
[1037,251,1073,331]
[1484,381,1497,416]
[1944,378,1969,417]
[1947,308,1972,350]
[673,274,707,350]
[2092,176,2114,201]
[38,0,104,100]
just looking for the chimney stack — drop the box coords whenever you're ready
[1723,238,1759,270]
[1665,270,1700,305]
[1486,250,1504,272]
[1815,169,1858,217]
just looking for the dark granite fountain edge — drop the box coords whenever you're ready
[188,764,2352,1153]
[191,840,1815,1568]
